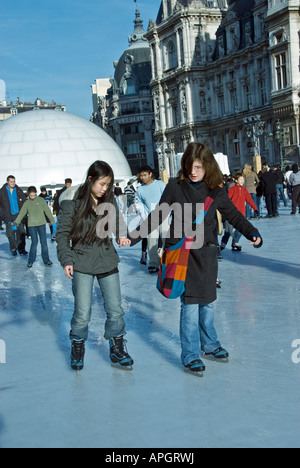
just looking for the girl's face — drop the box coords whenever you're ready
[189,160,206,183]
[91,176,112,199]
[29,192,37,200]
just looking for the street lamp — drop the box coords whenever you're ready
[243,115,265,157]
[274,119,285,171]
[156,142,166,172]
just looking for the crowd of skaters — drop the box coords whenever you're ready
[0,161,299,266]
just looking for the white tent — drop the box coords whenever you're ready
[0,110,132,190]
[214,152,230,175]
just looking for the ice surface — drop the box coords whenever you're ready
[0,205,300,448]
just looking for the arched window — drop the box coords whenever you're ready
[168,40,177,69]
[123,78,136,95]
[233,132,240,156]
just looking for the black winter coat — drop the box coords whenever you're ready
[0,206,9,224]
[130,179,262,305]
[0,184,26,220]
[260,170,278,195]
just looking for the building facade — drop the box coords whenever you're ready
[146,0,300,176]
[92,9,158,175]
[0,97,66,122]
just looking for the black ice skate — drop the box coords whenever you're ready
[184,359,206,377]
[232,243,242,252]
[71,339,85,372]
[140,252,147,265]
[203,347,229,363]
[109,336,134,371]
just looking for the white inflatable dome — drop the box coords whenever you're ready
[0,109,132,189]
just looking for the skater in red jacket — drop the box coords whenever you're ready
[221,172,258,251]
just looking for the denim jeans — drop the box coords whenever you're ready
[276,183,287,206]
[232,229,242,245]
[70,271,126,342]
[245,193,257,219]
[28,225,50,264]
[180,297,221,366]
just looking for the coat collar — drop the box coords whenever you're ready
[181,179,209,205]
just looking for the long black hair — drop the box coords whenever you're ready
[69,160,114,247]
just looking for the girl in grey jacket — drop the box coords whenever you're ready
[56,161,133,372]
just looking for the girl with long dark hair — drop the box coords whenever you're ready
[56,161,134,371]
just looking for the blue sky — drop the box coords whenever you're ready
[0,0,162,119]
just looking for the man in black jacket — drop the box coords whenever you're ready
[53,178,72,216]
[0,175,27,256]
[260,162,279,217]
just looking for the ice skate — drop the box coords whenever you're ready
[184,359,205,377]
[71,339,85,372]
[140,252,147,266]
[231,243,242,252]
[109,336,134,371]
[148,266,159,274]
[203,347,229,363]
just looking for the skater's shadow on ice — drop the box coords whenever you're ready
[123,296,182,370]
[29,269,73,368]
[225,251,300,279]
[0,287,29,328]
[82,288,182,370]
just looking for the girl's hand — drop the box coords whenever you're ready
[64,265,74,279]
[118,237,131,247]
[249,235,263,248]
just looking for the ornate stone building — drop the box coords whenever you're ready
[0,97,66,122]
[91,9,157,175]
[146,0,300,175]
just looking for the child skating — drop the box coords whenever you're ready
[221,172,259,252]
[15,186,55,268]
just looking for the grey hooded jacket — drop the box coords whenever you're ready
[56,186,127,275]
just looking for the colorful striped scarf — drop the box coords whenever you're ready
[157,195,215,299]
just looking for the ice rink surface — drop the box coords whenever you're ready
[0,205,299,448]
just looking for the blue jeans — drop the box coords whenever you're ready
[276,183,287,206]
[232,229,242,245]
[246,193,257,218]
[70,271,126,342]
[28,225,50,264]
[180,297,221,366]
